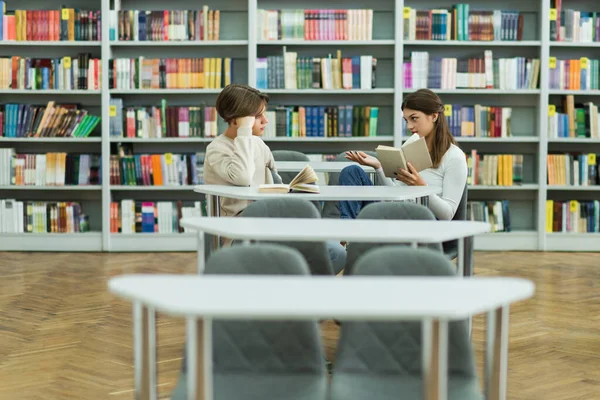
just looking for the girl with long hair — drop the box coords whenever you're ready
[339,88,468,220]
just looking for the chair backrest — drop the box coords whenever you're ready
[344,202,442,275]
[322,150,378,219]
[333,246,477,378]
[205,244,327,375]
[237,198,334,275]
[272,150,310,184]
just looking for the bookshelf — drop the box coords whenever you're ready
[0,0,599,251]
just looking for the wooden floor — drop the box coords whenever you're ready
[0,251,599,400]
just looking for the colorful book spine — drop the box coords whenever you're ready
[110,200,206,234]
[0,200,90,233]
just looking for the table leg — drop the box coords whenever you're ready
[197,231,205,274]
[206,195,219,252]
[486,306,509,400]
[457,237,464,277]
[422,319,448,400]
[411,241,417,249]
[186,318,213,400]
[134,303,157,400]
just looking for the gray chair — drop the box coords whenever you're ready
[236,198,335,275]
[171,244,329,400]
[442,185,474,277]
[329,247,483,400]
[344,202,442,275]
[322,150,379,219]
[272,150,310,184]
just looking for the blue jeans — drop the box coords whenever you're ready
[338,165,376,219]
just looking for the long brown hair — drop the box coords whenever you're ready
[401,88,456,168]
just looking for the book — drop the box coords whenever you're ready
[375,134,432,178]
[258,164,319,193]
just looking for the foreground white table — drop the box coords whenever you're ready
[275,160,375,173]
[179,217,490,276]
[109,274,535,400]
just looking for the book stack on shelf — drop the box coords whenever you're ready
[262,104,379,138]
[467,200,511,232]
[550,1,600,43]
[466,152,525,187]
[0,200,90,233]
[0,6,101,41]
[110,200,205,234]
[403,6,525,41]
[257,9,374,41]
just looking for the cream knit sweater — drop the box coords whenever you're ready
[203,127,280,217]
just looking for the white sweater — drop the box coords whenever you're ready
[376,141,468,220]
[203,127,281,217]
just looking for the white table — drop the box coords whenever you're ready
[194,184,441,217]
[275,160,375,173]
[179,217,490,276]
[109,274,535,400]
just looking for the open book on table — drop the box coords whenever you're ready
[376,133,433,178]
[258,164,320,194]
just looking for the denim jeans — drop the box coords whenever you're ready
[338,165,376,219]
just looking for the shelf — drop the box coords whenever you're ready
[474,231,538,251]
[110,185,196,191]
[0,185,101,191]
[109,234,196,251]
[468,184,539,191]
[0,40,101,46]
[545,233,600,251]
[262,89,394,94]
[404,89,541,94]
[110,137,213,143]
[0,232,102,251]
[550,41,600,48]
[0,90,101,94]
[547,186,600,191]
[0,137,101,143]
[404,40,541,47]
[263,136,394,142]
[258,40,395,45]
[454,137,539,143]
[548,138,600,143]
[109,89,222,94]
[548,90,600,95]
[110,40,248,46]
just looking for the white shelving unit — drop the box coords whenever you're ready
[1,0,599,251]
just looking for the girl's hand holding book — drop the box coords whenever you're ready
[394,163,426,186]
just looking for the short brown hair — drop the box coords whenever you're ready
[401,88,456,168]
[215,84,269,123]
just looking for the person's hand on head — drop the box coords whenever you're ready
[345,151,382,169]
[394,162,426,186]
[235,116,256,128]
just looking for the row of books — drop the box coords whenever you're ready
[257,9,373,41]
[550,1,600,43]
[109,99,224,138]
[111,200,205,234]
[0,55,101,90]
[263,105,379,138]
[443,105,512,138]
[0,200,89,234]
[110,57,232,90]
[467,200,510,232]
[0,150,101,186]
[109,151,200,187]
[548,58,600,90]
[546,200,600,233]
[1,102,100,138]
[256,51,376,90]
[406,51,540,90]
[548,96,599,139]
[547,154,598,186]
[111,8,220,42]
[466,152,524,187]
[403,6,523,41]
[0,6,100,41]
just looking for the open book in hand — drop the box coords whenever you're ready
[376,133,433,178]
[258,164,320,194]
